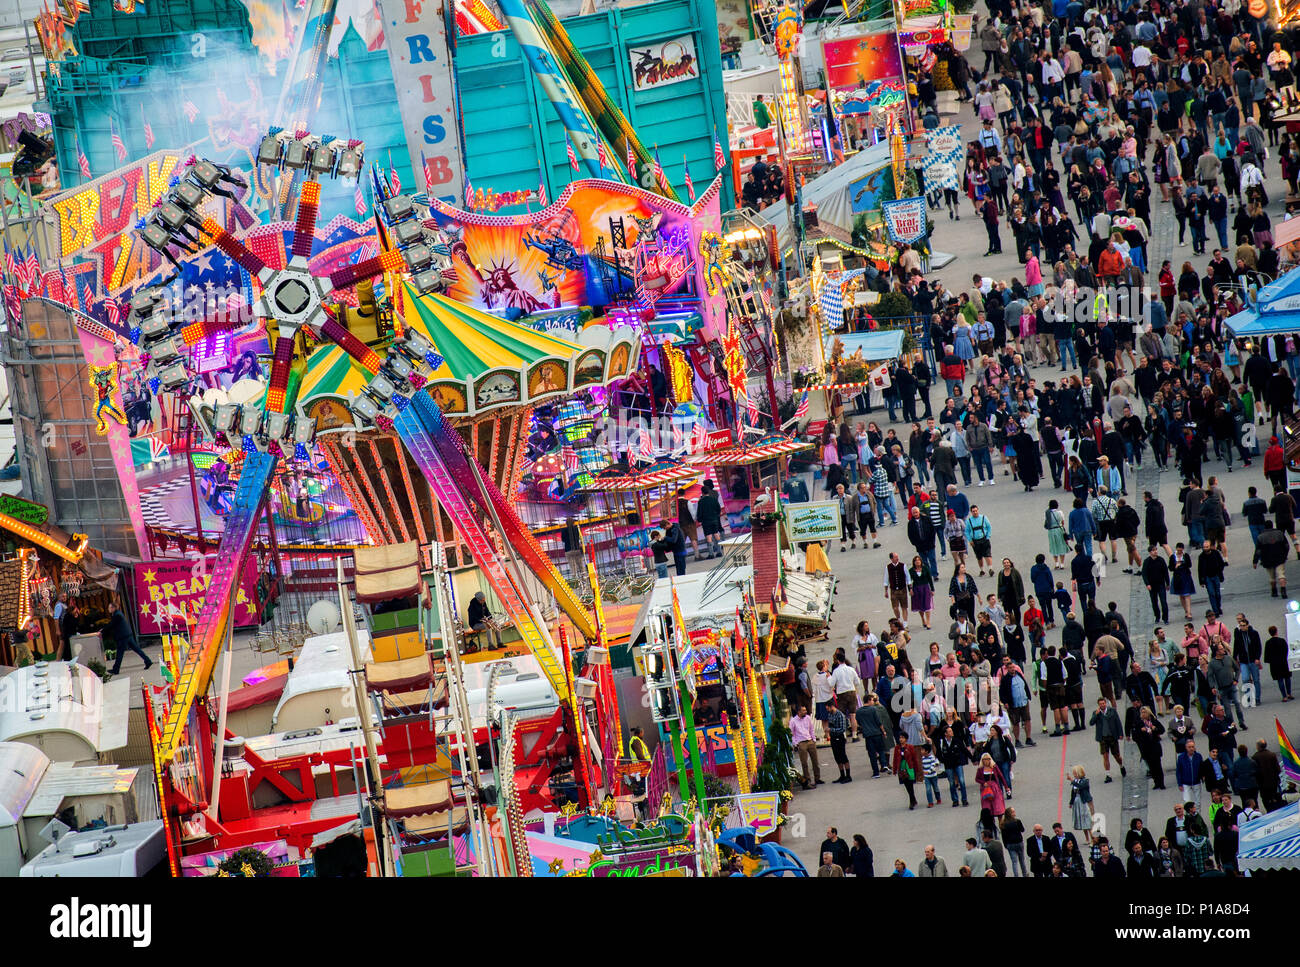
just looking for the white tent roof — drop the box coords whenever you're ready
[757,143,893,254]
[1237,801,1300,871]
[0,742,50,826]
[0,663,129,754]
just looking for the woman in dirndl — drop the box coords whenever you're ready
[908,555,935,630]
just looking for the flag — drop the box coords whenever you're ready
[182,99,199,122]
[714,129,726,170]
[683,156,695,202]
[652,147,664,187]
[111,122,127,163]
[561,446,579,472]
[2,284,20,325]
[3,248,17,286]
[25,251,41,295]
[142,105,154,149]
[464,177,474,207]
[538,165,548,207]
[105,297,122,328]
[354,182,366,217]
[638,428,653,458]
[77,139,90,179]
[746,395,759,425]
[390,164,401,194]
[793,390,809,419]
[597,138,610,172]
[1279,718,1300,784]
[626,140,636,180]
[566,137,578,172]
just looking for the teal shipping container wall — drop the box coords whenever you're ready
[41,0,410,213]
[454,0,734,213]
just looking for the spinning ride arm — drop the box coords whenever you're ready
[201,217,270,278]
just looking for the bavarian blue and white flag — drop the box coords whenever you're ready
[923,125,963,192]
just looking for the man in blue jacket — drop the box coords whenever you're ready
[1176,739,1205,809]
[1068,497,1097,558]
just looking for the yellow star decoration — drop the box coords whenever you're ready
[140,601,151,616]
[240,861,256,877]
[588,848,603,865]
[547,858,566,874]
[142,569,156,584]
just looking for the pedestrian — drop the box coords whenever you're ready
[827,701,852,784]
[1069,764,1095,843]
[790,704,823,789]
[1089,696,1127,783]
[892,733,922,809]
[107,595,152,675]
[1264,625,1294,702]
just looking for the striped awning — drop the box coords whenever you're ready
[299,282,639,417]
[582,458,700,492]
[1237,802,1300,870]
[688,432,811,466]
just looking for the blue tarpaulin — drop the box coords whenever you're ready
[1223,265,1300,337]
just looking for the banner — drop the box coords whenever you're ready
[734,791,782,837]
[132,557,261,634]
[882,196,928,244]
[923,124,963,192]
[377,0,464,207]
[848,165,893,215]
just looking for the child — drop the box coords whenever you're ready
[1053,582,1073,619]
[1024,597,1047,661]
[921,742,944,808]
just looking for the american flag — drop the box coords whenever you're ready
[538,164,548,207]
[561,445,579,472]
[626,140,636,180]
[111,122,127,163]
[390,164,401,194]
[354,182,366,217]
[182,100,199,122]
[672,424,684,450]
[714,129,726,170]
[746,395,759,425]
[25,252,41,295]
[142,105,154,149]
[464,177,474,207]
[3,247,17,286]
[652,147,664,187]
[689,423,709,453]
[638,428,653,457]
[683,156,695,202]
[105,297,123,328]
[794,390,810,419]
[596,138,609,172]
[2,284,20,325]
[77,140,91,179]
[566,137,578,172]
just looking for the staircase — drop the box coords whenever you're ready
[394,396,569,702]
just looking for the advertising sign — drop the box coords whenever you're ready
[132,557,262,634]
[848,165,893,215]
[882,196,929,243]
[822,31,903,93]
[0,495,49,526]
[785,499,842,543]
[377,0,464,207]
[628,35,700,91]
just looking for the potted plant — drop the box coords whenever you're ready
[750,693,796,844]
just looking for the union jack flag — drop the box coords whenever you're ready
[77,140,90,179]
[354,182,366,217]
[111,122,127,163]
[182,100,199,123]
[794,391,810,419]
[714,129,726,170]
[142,106,154,149]
[683,156,695,202]
[567,137,578,172]
[597,138,610,172]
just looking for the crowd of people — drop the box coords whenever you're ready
[790,0,1300,878]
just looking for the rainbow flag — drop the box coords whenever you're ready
[1278,718,1300,785]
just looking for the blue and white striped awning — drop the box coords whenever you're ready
[1237,802,1300,870]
